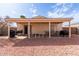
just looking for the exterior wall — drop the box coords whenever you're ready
[31,23,62,34]
[70,24,79,34]
[63,27,78,34]
[17,23,62,34]
[17,23,24,31]
[31,23,49,34]
[71,24,79,27]
[51,23,62,31]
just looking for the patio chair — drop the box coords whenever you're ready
[44,31,49,37]
[31,33,38,38]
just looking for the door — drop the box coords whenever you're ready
[24,25,32,35]
[24,25,28,34]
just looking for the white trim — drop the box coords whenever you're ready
[49,22,51,38]
[28,22,30,38]
[23,25,24,35]
[8,22,10,38]
[69,21,71,38]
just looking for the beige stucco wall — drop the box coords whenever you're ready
[17,23,24,31]
[51,23,62,31]
[32,23,62,34]
[31,23,49,34]
[71,24,79,28]
[17,23,62,34]
[70,24,79,34]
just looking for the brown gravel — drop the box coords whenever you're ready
[0,35,79,56]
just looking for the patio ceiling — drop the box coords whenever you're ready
[6,18,72,23]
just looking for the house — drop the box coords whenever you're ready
[6,16,72,38]
[63,22,79,34]
[63,27,78,34]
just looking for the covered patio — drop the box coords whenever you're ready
[6,18,72,38]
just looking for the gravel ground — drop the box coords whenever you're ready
[0,35,79,56]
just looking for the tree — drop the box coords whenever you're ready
[20,15,26,19]
[0,17,4,22]
[4,16,10,19]
[0,16,10,35]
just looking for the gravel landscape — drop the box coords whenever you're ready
[0,35,79,56]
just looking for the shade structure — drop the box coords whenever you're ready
[6,18,72,38]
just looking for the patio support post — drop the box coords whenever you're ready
[49,22,51,38]
[23,26,24,35]
[28,22,30,38]
[69,21,71,38]
[8,22,10,38]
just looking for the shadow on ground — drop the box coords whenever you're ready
[12,35,79,47]
[0,35,79,47]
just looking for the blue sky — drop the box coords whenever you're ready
[0,3,79,24]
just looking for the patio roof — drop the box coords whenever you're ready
[6,18,72,23]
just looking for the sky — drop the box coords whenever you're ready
[0,3,79,24]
